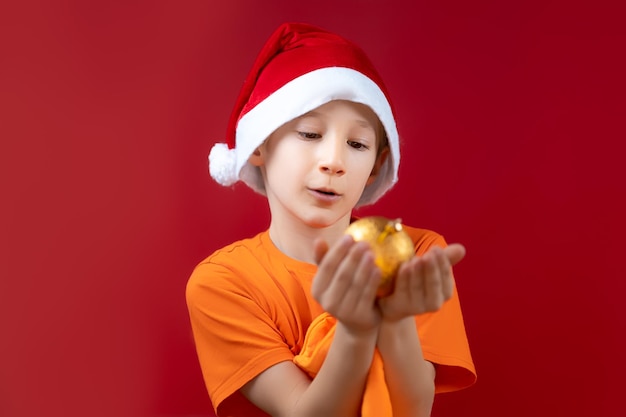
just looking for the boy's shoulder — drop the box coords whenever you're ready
[196,230,269,272]
[402,223,446,243]
[399,223,449,255]
[186,231,273,299]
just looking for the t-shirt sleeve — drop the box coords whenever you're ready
[411,229,477,393]
[185,258,295,413]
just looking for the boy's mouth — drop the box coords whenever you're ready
[310,187,340,197]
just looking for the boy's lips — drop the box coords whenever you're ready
[308,187,342,201]
[311,186,340,195]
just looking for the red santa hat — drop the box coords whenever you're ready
[209,22,400,206]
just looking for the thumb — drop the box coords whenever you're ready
[313,238,329,265]
[444,243,466,266]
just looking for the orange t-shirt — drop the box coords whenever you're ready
[186,226,476,417]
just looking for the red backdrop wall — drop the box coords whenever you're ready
[2,1,624,416]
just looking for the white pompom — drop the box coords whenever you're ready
[209,143,238,186]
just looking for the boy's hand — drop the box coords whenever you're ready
[312,235,382,334]
[377,244,466,321]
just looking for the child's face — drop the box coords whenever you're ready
[250,100,386,228]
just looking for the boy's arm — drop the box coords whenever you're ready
[377,318,436,417]
[377,243,466,416]
[241,236,383,417]
[241,322,377,417]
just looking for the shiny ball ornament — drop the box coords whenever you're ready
[345,216,415,297]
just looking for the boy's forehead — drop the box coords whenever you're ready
[294,100,380,124]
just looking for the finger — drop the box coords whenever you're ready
[435,247,454,301]
[324,241,371,307]
[444,243,466,266]
[404,256,425,299]
[312,235,354,296]
[339,249,379,311]
[379,256,424,316]
[313,238,329,265]
[393,258,414,295]
[423,249,444,311]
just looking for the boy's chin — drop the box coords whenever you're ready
[298,212,352,230]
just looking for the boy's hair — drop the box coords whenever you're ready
[209,22,401,206]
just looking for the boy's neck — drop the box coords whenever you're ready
[268,213,352,264]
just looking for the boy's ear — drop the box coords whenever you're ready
[248,146,264,166]
[366,147,390,185]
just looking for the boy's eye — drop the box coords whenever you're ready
[348,140,370,150]
[298,131,321,139]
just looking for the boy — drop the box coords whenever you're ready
[186,22,476,417]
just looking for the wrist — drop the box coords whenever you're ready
[380,316,415,331]
[377,317,420,350]
[335,320,379,344]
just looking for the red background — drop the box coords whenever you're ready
[2,1,625,416]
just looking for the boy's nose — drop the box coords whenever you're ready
[318,137,346,175]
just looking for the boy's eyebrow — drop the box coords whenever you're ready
[299,111,375,130]
[297,111,321,120]
[354,119,375,129]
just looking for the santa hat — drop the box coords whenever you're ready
[209,22,400,206]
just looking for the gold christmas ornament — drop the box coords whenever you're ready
[345,216,415,297]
